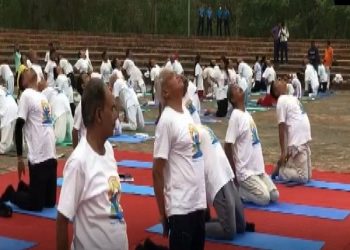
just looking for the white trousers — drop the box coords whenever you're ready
[54,112,73,143]
[6,76,14,95]
[0,120,16,154]
[121,105,145,131]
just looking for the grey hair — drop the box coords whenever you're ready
[155,69,176,105]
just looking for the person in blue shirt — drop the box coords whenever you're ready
[223,6,231,36]
[206,6,213,36]
[216,5,223,36]
[197,5,205,36]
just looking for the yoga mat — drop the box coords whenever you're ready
[121,183,154,196]
[118,160,152,169]
[246,106,269,112]
[200,117,222,124]
[0,236,37,250]
[6,202,57,220]
[108,134,148,144]
[274,178,350,192]
[147,224,324,250]
[245,202,350,220]
[144,120,156,126]
[56,141,72,147]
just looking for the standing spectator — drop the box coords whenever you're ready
[44,42,55,63]
[308,41,320,71]
[216,5,223,36]
[279,22,289,64]
[197,4,205,36]
[194,54,204,99]
[271,23,281,63]
[318,62,328,93]
[223,6,231,36]
[14,43,21,72]
[323,41,333,90]
[206,6,213,36]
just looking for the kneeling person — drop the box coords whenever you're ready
[270,79,312,183]
[225,83,279,206]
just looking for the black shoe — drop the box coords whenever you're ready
[0,202,12,218]
[1,185,15,202]
[144,238,169,250]
[245,222,255,232]
[17,180,29,192]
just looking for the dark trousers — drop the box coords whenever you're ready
[70,103,76,116]
[206,18,213,36]
[224,20,230,36]
[273,40,280,62]
[319,82,327,92]
[67,72,76,90]
[169,210,206,250]
[12,158,57,211]
[197,17,204,35]
[280,41,288,63]
[252,80,262,92]
[217,19,222,36]
[216,98,228,117]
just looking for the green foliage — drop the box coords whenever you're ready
[0,0,349,38]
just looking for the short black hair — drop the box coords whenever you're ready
[327,40,331,45]
[125,49,131,58]
[270,81,278,99]
[101,50,107,58]
[81,78,107,128]
[227,84,235,106]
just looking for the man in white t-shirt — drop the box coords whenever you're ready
[122,50,146,94]
[164,54,184,75]
[149,59,161,102]
[270,79,312,184]
[58,54,75,90]
[111,58,125,81]
[304,59,319,97]
[100,51,112,84]
[44,50,57,87]
[318,63,328,93]
[111,75,144,131]
[0,87,18,154]
[74,50,93,74]
[153,69,206,250]
[1,68,57,211]
[44,42,54,63]
[290,74,302,99]
[57,78,128,250]
[28,50,45,85]
[0,64,14,95]
[252,56,262,92]
[225,82,279,206]
[237,59,253,89]
[55,66,75,114]
[197,125,253,240]
[195,55,204,99]
[262,60,276,94]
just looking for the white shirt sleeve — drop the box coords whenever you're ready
[195,64,200,77]
[17,92,29,121]
[153,119,171,160]
[276,97,287,124]
[44,62,50,74]
[57,158,85,220]
[225,115,238,144]
[112,81,121,98]
[74,60,81,71]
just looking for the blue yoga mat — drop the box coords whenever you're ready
[200,117,222,124]
[0,236,37,250]
[57,177,63,187]
[121,183,155,196]
[273,177,350,192]
[147,224,324,250]
[108,134,147,144]
[118,160,152,169]
[6,202,57,220]
[144,120,156,126]
[245,202,349,220]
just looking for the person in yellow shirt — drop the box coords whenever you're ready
[323,41,333,90]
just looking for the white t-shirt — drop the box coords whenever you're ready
[122,59,135,76]
[150,65,161,82]
[30,64,45,84]
[164,60,184,75]
[51,92,72,120]
[0,64,13,81]
[291,76,302,99]
[276,95,312,147]
[228,68,238,85]
[212,69,228,101]
[58,137,128,250]
[73,102,86,140]
[112,79,139,108]
[225,109,265,182]
[185,80,201,114]
[202,67,213,80]
[44,51,50,62]
[195,63,204,91]
[254,62,262,82]
[0,88,18,128]
[75,58,92,74]
[305,64,319,91]
[199,125,234,204]
[18,88,56,164]
[318,64,328,83]
[100,60,112,83]
[262,66,276,93]
[112,69,125,81]
[44,60,57,87]
[56,74,74,103]
[238,62,253,80]
[154,107,206,216]
[59,58,74,75]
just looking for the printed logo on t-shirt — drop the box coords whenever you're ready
[250,118,260,145]
[41,100,53,125]
[189,124,203,159]
[108,176,124,221]
[203,125,219,144]
[186,101,196,115]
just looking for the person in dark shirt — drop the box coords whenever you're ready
[206,6,213,36]
[271,23,281,63]
[308,41,320,71]
[216,5,223,36]
[223,6,231,36]
[197,5,205,36]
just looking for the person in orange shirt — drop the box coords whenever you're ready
[324,40,334,90]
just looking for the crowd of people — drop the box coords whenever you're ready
[197,4,231,36]
[0,37,337,249]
